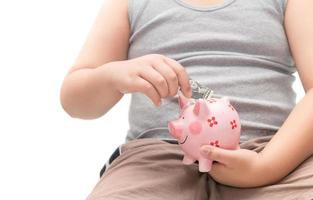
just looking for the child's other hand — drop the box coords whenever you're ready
[106,54,192,107]
[200,145,268,188]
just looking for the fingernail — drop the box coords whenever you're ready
[201,146,211,155]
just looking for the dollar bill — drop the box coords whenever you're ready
[189,79,214,100]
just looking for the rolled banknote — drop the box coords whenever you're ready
[188,79,214,100]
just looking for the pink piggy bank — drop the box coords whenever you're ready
[168,94,241,172]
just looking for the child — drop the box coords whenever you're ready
[60,0,313,199]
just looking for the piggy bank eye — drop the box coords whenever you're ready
[182,116,185,119]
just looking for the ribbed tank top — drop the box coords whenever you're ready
[125,0,296,143]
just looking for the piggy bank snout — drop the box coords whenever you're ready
[168,121,184,140]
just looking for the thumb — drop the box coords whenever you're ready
[200,145,237,166]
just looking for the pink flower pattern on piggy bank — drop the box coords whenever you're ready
[168,94,241,172]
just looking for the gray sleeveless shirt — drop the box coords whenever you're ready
[125,0,296,143]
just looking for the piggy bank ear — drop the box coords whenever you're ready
[178,93,189,110]
[193,99,210,119]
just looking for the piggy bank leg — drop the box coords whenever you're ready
[183,154,196,165]
[198,158,213,172]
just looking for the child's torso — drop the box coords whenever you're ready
[126,0,296,143]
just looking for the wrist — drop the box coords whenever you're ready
[97,61,124,95]
[255,151,281,186]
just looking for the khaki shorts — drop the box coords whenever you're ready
[86,136,313,200]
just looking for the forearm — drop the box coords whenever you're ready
[60,62,123,119]
[259,88,313,185]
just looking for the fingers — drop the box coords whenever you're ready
[134,77,161,107]
[138,66,169,98]
[132,54,192,107]
[164,57,192,98]
[152,60,179,97]
[200,145,240,167]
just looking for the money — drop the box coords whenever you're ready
[189,79,214,100]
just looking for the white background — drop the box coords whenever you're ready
[0,0,305,200]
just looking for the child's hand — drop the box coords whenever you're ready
[200,145,268,188]
[107,54,192,107]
